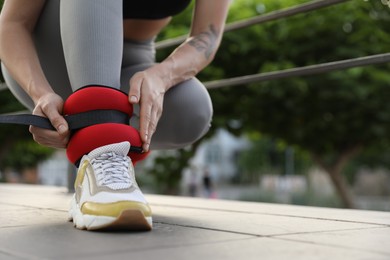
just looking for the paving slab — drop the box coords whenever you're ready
[0,184,389,260]
[152,205,379,236]
[0,222,250,259]
[0,184,70,211]
[147,194,390,225]
[278,226,390,255]
[97,236,388,260]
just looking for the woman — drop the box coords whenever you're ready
[0,0,230,231]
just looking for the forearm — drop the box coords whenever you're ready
[0,0,52,104]
[150,30,221,91]
[149,0,229,92]
[0,23,53,103]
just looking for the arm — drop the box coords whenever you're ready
[0,0,50,102]
[0,0,69,148]
[129,0,230,151]
[147,0,230,90]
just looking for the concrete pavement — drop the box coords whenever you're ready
[0,184,389,260]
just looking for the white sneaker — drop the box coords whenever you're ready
[68,141,152,231]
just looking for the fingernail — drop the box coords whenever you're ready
[58,125,67,134]
[130,96,138,103]
[144,144,150,152]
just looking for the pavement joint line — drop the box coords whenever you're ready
[0,202,67,212]
[0,224,33,230]
[151,203,390,227]
[0,247,48,260]
[271,235,390,256]
[154,220,389,239]
[2,202,389,232]
[2,218,380,239]
[153,220,262,237]
[263,225,390,238]
[2,200,389,228]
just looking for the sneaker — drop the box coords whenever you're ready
[68,141,152,231]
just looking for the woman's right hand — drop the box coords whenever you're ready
[29,92,70,148]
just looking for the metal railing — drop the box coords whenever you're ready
[156,0,388,89]
[156,0,351,49]
[204,53,390,89]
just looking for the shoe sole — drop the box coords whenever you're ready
[69,196,152,231]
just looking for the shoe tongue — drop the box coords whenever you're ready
[88,141,130,159]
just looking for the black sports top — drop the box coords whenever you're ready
[123,0,192,20]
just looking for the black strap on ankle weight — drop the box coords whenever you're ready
[0,110,129,130]
[0,110,144,153]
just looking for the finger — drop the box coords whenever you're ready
[31,134,67,148]
[145,105,160,151]
[34,137,67,149]
[30,126,69,144]
[139,102,152,150]
[30,126,69,148]
[33,135,68,148]
[43,107,69,136]
[129,73,143,104]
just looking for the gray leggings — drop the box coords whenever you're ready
[1,0,213,150]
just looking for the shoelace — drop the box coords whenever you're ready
[91,152,132,188]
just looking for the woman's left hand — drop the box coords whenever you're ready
[128,67,167,152]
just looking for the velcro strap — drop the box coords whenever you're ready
[0,113,55,130]
[0,110,143,153]
[0,110,129,130]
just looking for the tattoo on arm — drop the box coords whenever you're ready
[188,24,219,59]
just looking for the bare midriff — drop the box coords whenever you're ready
[123,18,171,41]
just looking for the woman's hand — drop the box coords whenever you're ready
[128,67,167,152]
[29,92,70,148]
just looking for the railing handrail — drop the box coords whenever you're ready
[155,0,350,50]
[204,53,390,89]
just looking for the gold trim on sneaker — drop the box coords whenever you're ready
[81,201,152,217]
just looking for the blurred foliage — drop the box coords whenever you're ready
[155,0,390,204]
[344,140,390,184]
[145,148,194,194]
[236,133,312,183]
[0,90,54,171]
[204,0,390,154]
[1,140,53,170]
[210,0,389,207]
[158,0,390,157]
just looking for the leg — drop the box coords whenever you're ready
[152,77,213,149]
[60,0,123,90]
[60,1,153,231]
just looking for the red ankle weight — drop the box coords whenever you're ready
[64,86,148,164]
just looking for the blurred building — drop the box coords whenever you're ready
[182,128,250,196]
[38,150,68,186]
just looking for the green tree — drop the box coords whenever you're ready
[156,0,390,206]
[203,0,390,207]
